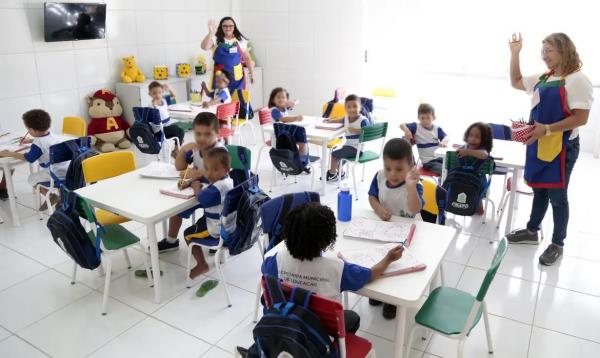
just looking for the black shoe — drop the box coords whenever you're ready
[303,165,312,174]
[157,238,180,253]
[382,303,397,319]
[539,244,563,266]
[369,298,382,306]
[236,346,249,358]
[0,189,8,201]
[507,228,539,245]
[208,249,217,256]
[325,171,338,182]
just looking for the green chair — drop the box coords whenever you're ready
[404,237,508,358]
[70,191,152,315]
[339,122,388,199]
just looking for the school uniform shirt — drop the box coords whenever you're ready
[184,142,225,171]
[211,88,232,104]
[344,115,370,149]
[368,169,425,218]
[152,99,172,126]
[197,176,234,238]
[523,71,593,140]
[270,107,289,122]
[262,244,372,299]
[405,122,448,163]
[23,132,69,182]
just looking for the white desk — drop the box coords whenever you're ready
[0,157,25,226]
[263,116,346,196]
[75,167,199,303]
[435,140,526,234]
[169,103,218,122]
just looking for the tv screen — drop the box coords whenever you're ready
[44,2,106,42]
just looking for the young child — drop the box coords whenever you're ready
[183,147,234,278]
[158,112,224,253]
[0,110,69,210]
[268,87,302,123]
[261,202,404,333]
[324,94,370,181]
[368,138,424,319]
[400,103,448,175]
[148,81,184,146]
[200,70,232,108]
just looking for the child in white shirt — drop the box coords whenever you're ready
[148,81,184,146]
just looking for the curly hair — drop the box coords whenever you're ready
[283,203,337,261]
[22,109,51,132]
[464,122,493,153]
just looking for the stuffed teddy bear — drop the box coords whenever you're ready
[87,89,132,152]
[121,56,145,83]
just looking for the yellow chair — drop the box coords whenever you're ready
[321,102,347,149]
[62,116,87,137]
[421,177,439,216]
[82,151,136,225]
[230,89,256,144]
[372,88,397,98]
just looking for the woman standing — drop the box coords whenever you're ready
[201,17,255,92]
[507,33,593,265]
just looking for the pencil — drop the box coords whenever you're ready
[18,131,28,145]
[180,166,190,187]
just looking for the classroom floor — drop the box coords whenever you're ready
[1,127,599,358]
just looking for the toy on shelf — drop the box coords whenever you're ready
[176,63,191,78]
[121,56,145,83]
[87,89,131,152]
[195,54,207,75]
[154,65,168,80]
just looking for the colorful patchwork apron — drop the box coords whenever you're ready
[212,40,245,91]
[524,71,571,189]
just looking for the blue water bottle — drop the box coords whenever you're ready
[338,181,352,222]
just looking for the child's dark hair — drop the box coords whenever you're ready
[383,138,414,164]
[215,17,247,44]
[205,147,231,170]
[22,109,51,132]
[268,87,289,108]
[193,112,219,133]
[418,103,435,117]
[464,122,493,153]
[148,81,163,91]
[284,203,337,261]
[345,94,360,104]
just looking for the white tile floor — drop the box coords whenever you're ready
[1,126,600,358]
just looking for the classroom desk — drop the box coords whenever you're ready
[0,156,25,226]
[75,167,199,303]
[168,103,218,121]
[434,140,526,234]
[262,116,346,196]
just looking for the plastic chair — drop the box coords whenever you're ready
[339,122,388,199]
[321,101,347,152]
[68,189,152,315]
[81,151,136,225]
[225,144,252,186]
[261,276,375,358]
[230,89,256,144]
[62,116,87,137]
[216,101,241,143]
[254,108,272,173]
[404,238,508,358]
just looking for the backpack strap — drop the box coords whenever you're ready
[290,286,312,308]
[265,275,286,306]
[273,194,293,240]
[307,191,319,203]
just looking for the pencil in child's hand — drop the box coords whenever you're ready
[18,132,28,145]
[179,166,190,187]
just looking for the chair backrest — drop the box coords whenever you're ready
[359,122,388,144]
[62,116,87,137]
[82,151,136,183]
[216,101,240,121]
[421,178,439,215]
[226,144,251,171]
[49,137,92,165]
[261,276,346,339]
[258,107,272,126]
[321,102,346,119]
[489,123,512,141]
[476,237,508,301]
[444,151,496,175]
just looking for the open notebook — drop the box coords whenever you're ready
[139,162,181,179]
[338,244,426,278]
[168,104,193,112]
[315,122,344,130]
[344,217,416,246]
[159,183,195,199]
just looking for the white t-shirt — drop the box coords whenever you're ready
[523,71,593,140]
[152,100,172,126]
[211,36,248,52]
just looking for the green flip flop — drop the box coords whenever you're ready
[195,279,219,297]
[134,269,163,278]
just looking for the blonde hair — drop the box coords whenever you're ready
[543,33,582,76]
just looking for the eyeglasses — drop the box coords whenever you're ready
[222,25,235,29]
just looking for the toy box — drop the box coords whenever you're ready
[176,63,191,78]
[153,65,168,80]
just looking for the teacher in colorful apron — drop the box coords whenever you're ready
[201,17,255,92]
[507,33,593,265]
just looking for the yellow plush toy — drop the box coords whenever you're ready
[121,56,145,83]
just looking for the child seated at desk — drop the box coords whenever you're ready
[183,147,234,278]
[200,70,232,108]
[368,138,424,319]
[158,112,225,253]
[0,109,69,210]
[148,81,184,146]
[262,202,404,333]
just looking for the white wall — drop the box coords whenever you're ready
[0,0,231,134]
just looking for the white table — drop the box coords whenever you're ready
[434,140,526,234]
[169,103,218,122]
[0,157,25,226]
[75,167,199,303]
[263,116,346,196]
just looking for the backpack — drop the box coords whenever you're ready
[47,189,102,270]
[50,137,99,190]
[269,124,306,176]
[248,275,337,358]
[130,107,164,155]
[441,157,491,216]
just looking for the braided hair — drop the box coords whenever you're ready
[283,203,337,261]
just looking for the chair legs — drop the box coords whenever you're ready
[215,248,232,307]
[482,301,494,353]
[457,339,466,358]
[404,325,418,358]
[253,280,262,323]
[101,255,112,315]
[185,242,194,289]
[123,250,132,269]
[351,164,359,200]
[254,145,267,173]
[71,262,77,284]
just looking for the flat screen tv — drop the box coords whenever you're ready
[44,2,106,42]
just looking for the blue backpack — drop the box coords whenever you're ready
[130,107,164,154]
[49,137,98,190]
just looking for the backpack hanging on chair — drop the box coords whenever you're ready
[440,155,494,216]
[130,107,164,155]
[49,137,99,191]
[269,123,308,176]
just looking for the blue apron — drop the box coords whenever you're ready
[212,40,245,91]
[524,72,571,189]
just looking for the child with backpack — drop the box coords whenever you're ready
[148,81,184,146]
[368,138,424,319]
[158,112,225,253]
[323,94,371,181]
[183,147,234,279]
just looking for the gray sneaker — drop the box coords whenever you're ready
[507,228,539,245]
[539,244,563,266]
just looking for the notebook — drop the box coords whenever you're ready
[159,183,195,199]
[338,244,426,278]
[0,143,30,152]
[315,122,344,130]
[343,217,416,246]
[168,104,193,112]
[139,162,181,179]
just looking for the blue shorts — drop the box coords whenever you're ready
[183,215,220,246]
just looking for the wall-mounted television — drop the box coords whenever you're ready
[44,2,106,42]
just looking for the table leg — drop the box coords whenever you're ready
[394,305,408,358]
[3,164,20,227]
[440,155,448,183]
[504,168,520,235]
[320,141,328,196]
[147,223,162,303]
